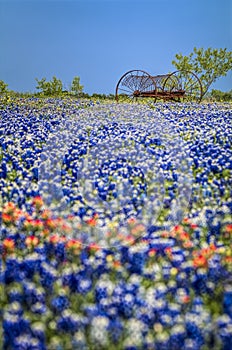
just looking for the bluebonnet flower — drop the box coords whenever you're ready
[4,256,24,284]
[72,331,88,350]
[31,302,47,315]
[54,241,66,262]
[119,292,135,318]
[6,301,24,316]
[95,278,114,301]
[170,324,186,350]
[76,277,92,294]
[3,312,29,347]
[14,335,42,350]
[57,310,86,334]
[51,294,69,313]
[127,245,147,274]
[183,338,202,350]
[1,98,232,349]
[185,312,205,348]
[107,318,123,343]
[83,303,99,320]
[191,267,208,294]
[136,305,155,327]
[31,321,46,343]
[8,284,23,303]
[223,285,232,317]
[61,265,77,290]
[218,324,232,350]
[39,261,57,289]
[23,281,45,306]
[89,315,109,347]
[22,252,42,279]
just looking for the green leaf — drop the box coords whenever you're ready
[172,47,232,96]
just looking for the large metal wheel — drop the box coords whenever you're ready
[115,70,157,103]
[162,70,203,103]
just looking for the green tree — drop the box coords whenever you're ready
[35,76,63,96]
[35,77,51,95]
[172,47,232,97]
[70,76,84,95]
[0,80,8,94]
[210,89,232,102]
[50,76,63,95]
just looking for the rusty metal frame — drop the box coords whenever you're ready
[115,69,203,103]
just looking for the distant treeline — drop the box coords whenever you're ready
[1,87,232,103]
[1,45,232,102]
[206,89,232,102]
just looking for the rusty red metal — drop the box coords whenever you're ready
[115,70,203,103]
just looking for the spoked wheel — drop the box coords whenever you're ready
[163,70,203,103]
[115,70,157,103]
[153,74,179,102]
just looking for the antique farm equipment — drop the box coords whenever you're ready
[115,69,203,103]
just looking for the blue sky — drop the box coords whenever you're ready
[0,0,231,94]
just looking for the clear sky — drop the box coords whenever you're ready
[0,0,231,95]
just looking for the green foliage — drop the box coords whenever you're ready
[35,76,63,96]
[70,76,84,95]
[92,93,107,99]
[0,80,10,108]
[35,77,50,95]
[0,80,8,94]
[50,76,63,95]
[209,89,232,102]
[91,93,115,100]
[172,47,232,97]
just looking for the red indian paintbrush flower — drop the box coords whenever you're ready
[25,236,39,247]
[3,238,15,252]
[32,196,44,210]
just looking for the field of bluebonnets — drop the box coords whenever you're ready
[0,96,232,350]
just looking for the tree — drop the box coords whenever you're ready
[210,89,232,102]
[35,77,51,95]
[50,76,63,95]
[0,80,8,94]
[35,76,63,96]
[172,47,232,97]
[70,76,84,96]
